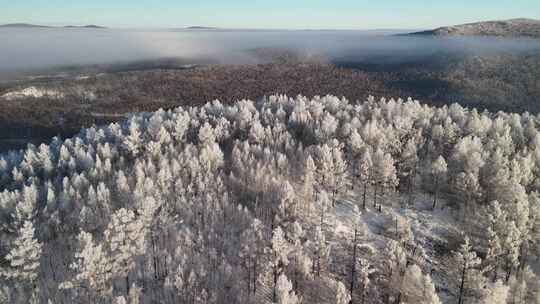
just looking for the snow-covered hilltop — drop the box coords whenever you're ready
[0,95,539,303]
[410,18,540,38]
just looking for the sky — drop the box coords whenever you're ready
[2,0,540,29]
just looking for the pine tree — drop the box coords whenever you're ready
[302,155,317,215]
[63,231,113,299]
[398,138,419,206]
[335,281,351,304]
[275,273,299,304]
[316,142,349,206]
[240,219,267,295]
[455,171,481,219]
[318,190,331,227]
[271,227,291,303]
[529,191,540,262]
[15,183,38,222]
[400,264,441,304]
[371,148,397,211]
[104,208,146,295]
[357,258,375,304]
[507,266,540,304]
[1,220,42,300]
[356,150,372,210]
[124,119,142,157]
[447,237,484,304]
[287,221,311,292]
[430,155,447,209]
[479,281,509,304]
[312,225,329,277]
[380,240,407,303]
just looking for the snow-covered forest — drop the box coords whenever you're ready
[1,95,540,304]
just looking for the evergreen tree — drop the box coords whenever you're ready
[400,264,441,304]
[1,221,42,301]
[275,273,299,304]
[447,237,484,304]
[335,281,351,304]
[430,155,447,209]
[104,208,146,295]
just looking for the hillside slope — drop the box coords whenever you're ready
[410,18,540,38]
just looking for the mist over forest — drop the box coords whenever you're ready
[2,28,540,75]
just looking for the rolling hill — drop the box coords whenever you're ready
[409,18,540,38]
[0,23,107,29]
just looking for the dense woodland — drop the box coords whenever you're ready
[0,62,387,151]
[1,95,540,303]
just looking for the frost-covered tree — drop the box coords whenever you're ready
[318,190,331,227]
[287,222,311,292]
[507,266,540,304]
[62,231,113,300]
[430,155,447,209]
[371,148,397,211]
[275,273,299,304]
[271,227,291,302]
[355,150,372,210]
[447,237,484,304]
[15,183,38,222]
[0,221,42,301]
[104,208,146,294]
[397,138,419,206]
[400,264,441,304]
[380,239,407,303]
[529,191,540,261]
[455,171,481,219]
[240,218,268,295]
[312,225,329,277]
[316,142,349,206]
[356,258,375,304]
[479,281,509,304]
[301,155,317,214]
[335,281,350,304]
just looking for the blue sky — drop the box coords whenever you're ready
[2,0,540,29]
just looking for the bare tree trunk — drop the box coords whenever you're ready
[361,283,366,304]
[253,259,258,294]
[362,182,367,210]
[294,255,299,292]
[458,261,467,304]
[273,262,278,303]
[379,187,385,212]
[317,250,321,277]
[373,185,378,208]
[350,228,358,299]
[247,257,251,294]
[125,273,130,295]
[432,176,439,210]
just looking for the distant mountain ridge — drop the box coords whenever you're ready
[0,23,107,29]
[0,23,51,28]
[409,18,540,38]
[185,26,218,30]
[410,18,540,38]
[63,25,107,29]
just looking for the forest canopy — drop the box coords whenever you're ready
[1,95,540,303]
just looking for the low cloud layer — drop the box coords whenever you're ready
[1,28,540,74]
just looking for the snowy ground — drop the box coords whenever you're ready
[300,186,464,304]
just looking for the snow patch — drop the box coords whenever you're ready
[1,86,65,100]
